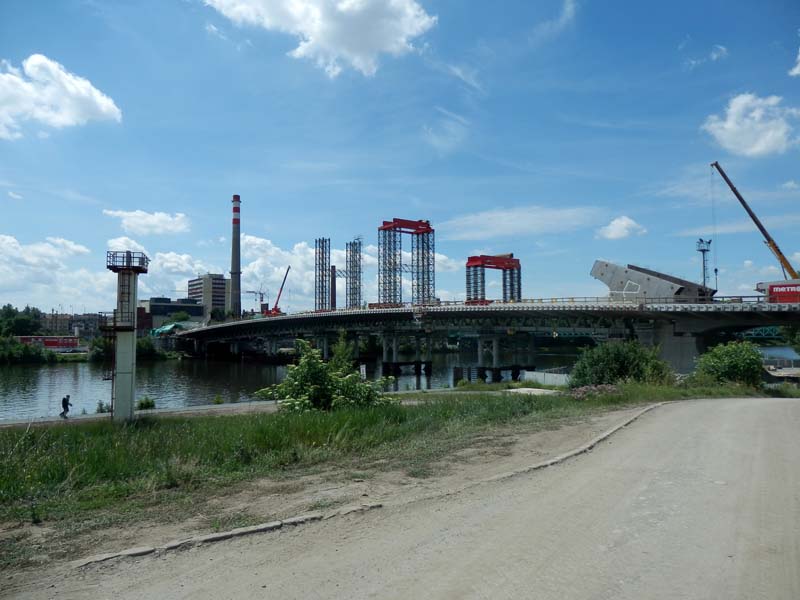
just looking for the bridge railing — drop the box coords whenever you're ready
[219,295,786,327]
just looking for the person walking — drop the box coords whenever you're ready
[60,394,72,419]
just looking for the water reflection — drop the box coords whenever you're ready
[0,349,576,421]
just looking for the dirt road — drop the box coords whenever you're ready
[13,397,800,599]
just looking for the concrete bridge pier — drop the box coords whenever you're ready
[491,337,502,383]
[636,321,702,374]
[392,335,399,363]
[382,336,390,363]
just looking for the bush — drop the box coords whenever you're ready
[0,337,56,365]
[88,337,113,362]
[96,401,111,414]
[256,340,392,412]
[136,396,156,410]
[570,341,674,388]
[695,341,763,387]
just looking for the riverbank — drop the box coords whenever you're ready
[0,382,779,570]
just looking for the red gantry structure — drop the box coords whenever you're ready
[466,254,522,304]
[378,218,435,306]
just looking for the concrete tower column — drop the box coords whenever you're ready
[230,194,242,319]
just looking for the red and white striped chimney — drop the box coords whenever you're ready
[230,194,241,318]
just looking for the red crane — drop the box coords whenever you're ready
[263,266,291,316]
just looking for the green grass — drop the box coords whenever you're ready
[54,352,89,363]
[0,381,786,567]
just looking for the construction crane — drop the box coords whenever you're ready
[245,286,265,310]
[711,161,799,280]
[263,266,291,316]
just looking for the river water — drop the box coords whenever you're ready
[0,350,577,421]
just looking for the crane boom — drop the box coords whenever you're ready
[272,266,291,312]
[710,161,799,280]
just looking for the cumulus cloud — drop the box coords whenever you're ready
[781,180,799,190]
[0,234,113,309]
[789,48,800,77]
[440,205,602,241]
[107,236,148,254]
[0,54,121,140]
[7,191,22,200]
[701,93,800,157]
[530,0,576,45]
[103,209,190,235]
[595,216,647,240]
[204,0,437,77]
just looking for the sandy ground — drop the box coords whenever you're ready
[7,397,800,599]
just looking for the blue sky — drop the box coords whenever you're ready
[1,0,800,313]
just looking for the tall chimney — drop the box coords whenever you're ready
[230,194,241,318]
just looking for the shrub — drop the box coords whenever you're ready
[96,401,111,413]
[136,396,156,410]
[88,337,113,362]
[570,341,674,388]
[256,340,392,412]
[0,337,56,365]
[695,341,763,387]
[212,394,225,405]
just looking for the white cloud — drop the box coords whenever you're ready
[103,209,190,235]
[595,216,647,240]
[710,44,728,61]
[435,252,461,272]
[0,54,121,140]
[0,234,112,310]
[685,44,729,70]
[743,259,754,269]
[789,48,800,77]
[422,106,469,154]
[45,237,90,255]
[7,191,22,200]
[204,0,437,78]
[677,213,800,236]
[702,93,800,157]
[107,236,148,254]
[530,0,576,44]
[781,180,799,190]
[440,205,602,241]
[205,23,228,40]
[445,63,482,92]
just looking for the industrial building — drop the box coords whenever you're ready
[188,273,231,319]
[138,297,204,328]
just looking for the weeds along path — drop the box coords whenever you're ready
[11,396,800,600]
[3,399,649,589]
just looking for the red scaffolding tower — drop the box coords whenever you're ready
[377,218,435,306]
[465,254,521,304]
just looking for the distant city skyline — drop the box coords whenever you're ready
[2,0,800,312]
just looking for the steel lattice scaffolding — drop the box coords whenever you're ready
[466,265,485,303]
[345,238,363,308]
[378,218,435,306]
[465,254,522,304]
[378,227,402,305]
[412,230,435,305]
[314,237,330,311]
